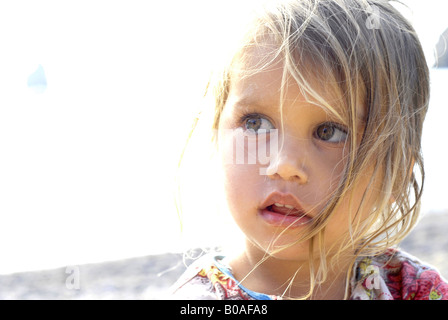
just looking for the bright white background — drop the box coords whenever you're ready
[0,0,446,274]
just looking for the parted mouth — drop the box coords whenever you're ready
[265,202,306,217]
[260,191,308,217]
[259,191,312,228]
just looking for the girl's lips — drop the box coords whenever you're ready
[260,207,312,228]
[259,191,312,228]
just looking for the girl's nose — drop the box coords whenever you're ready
[265,141,309,184]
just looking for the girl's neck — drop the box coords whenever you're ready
[228,242,351,300]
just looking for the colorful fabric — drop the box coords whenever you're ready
[171,249,448,300]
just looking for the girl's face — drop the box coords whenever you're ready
[217,50,377,262]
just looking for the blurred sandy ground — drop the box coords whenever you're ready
[0,211,446,300]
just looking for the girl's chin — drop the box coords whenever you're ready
[247,237,312,262]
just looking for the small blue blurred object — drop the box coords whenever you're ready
[27,64,47,94]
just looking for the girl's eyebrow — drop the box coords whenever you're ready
[232,96,273,111]
[233,95,367,127]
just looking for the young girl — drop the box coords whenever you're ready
[171,0,448,300]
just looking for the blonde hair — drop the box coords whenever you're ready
[184,0,429,299]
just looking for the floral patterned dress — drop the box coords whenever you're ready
[171,249,448,300]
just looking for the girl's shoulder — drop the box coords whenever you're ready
[169,254,222,300]
[169,254,276,300]
[353,248,448,300]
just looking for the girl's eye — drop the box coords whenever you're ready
[315,123,348,143]
[242,114,275,133]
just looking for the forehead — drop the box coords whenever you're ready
[227,45,357,120]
